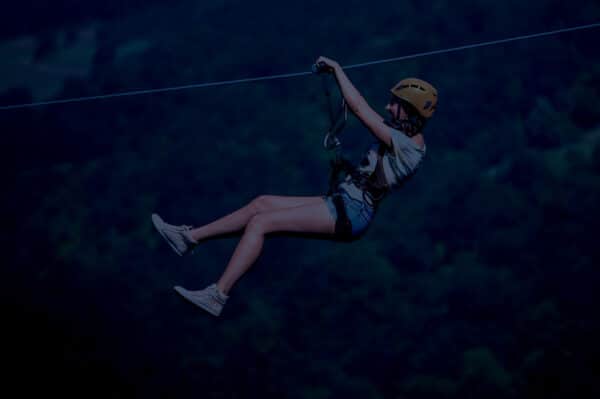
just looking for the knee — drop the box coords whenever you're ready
[246,213,269,234]
[249,195,275,214]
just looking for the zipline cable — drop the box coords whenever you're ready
[1,21,599,111]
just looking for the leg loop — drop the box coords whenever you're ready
[332,193,353,240]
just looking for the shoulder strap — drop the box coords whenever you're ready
[367,143,389,191]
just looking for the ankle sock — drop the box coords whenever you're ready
[214,285,229,299]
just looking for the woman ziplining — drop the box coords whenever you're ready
[151,55,437,317]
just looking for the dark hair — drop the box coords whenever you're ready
[398,98,427,135]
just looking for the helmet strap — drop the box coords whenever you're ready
[383,99,424,137]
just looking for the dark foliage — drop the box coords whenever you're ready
[2,1,600,398]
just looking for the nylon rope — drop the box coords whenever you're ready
[1,21,599,111]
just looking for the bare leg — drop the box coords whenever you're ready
[188,195,324,242]
[216,199,335,295]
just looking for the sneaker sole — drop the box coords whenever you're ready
[151,213,185,256]
[174,286,221,316]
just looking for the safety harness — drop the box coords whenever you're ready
[315,69,391,238]
[317,70,390,200]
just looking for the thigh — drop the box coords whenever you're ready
[253,194,325,213]
[250,198,336,235]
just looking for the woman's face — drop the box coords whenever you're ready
[385,96,422,135]
[385,97,409,121]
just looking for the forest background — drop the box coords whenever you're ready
[2,1,600,398]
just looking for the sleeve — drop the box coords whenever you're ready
[388,128,426,177]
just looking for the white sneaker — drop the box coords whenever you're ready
[174,284,229,316]
[151,213,197,256]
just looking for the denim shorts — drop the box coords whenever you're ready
[323,189,375,239]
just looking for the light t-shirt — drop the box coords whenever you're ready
[339,127,426,202]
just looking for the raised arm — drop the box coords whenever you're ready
[315,56,392,147]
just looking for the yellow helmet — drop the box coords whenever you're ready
[390,78,438,118]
